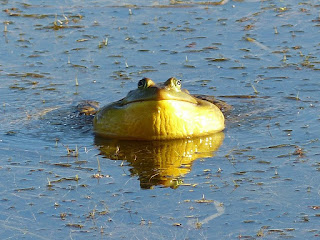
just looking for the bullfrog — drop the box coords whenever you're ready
[93,77,226,140]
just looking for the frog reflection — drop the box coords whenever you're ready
[94,132,224,189]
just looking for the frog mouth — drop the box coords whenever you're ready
[122,88,198,106]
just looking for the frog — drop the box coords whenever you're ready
[93,77,227,140]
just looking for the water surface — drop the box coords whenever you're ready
[1,0,320,239]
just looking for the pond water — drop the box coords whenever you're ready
[1,0,320,239]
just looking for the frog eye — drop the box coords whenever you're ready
[173,78,181,89]
[138,78,155,89]
[138,78,148,89]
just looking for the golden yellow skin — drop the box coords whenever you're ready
[93,78,225,140]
